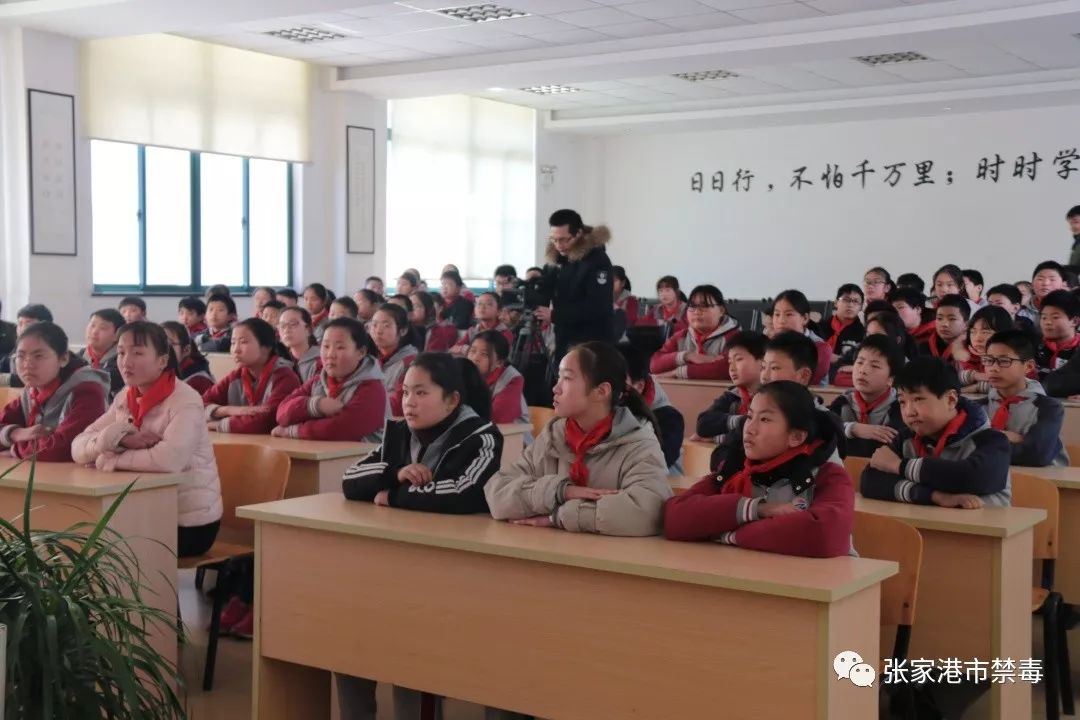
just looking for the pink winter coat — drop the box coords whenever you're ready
[72,380,223,527]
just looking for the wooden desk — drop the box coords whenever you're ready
[0,387,19,406]
[211,434,377,498]
[1010,465,1080,603]
[205,352,234,382]
[0,459,182,672]
[1062,402,1080,445]
[240,494,895,720]
[856,496,1043,720]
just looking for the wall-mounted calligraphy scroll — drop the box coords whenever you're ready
[347,125,376,255]
[27,89,77,256]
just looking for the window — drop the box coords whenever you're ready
[90,140,292,293]
[387,96,535,282]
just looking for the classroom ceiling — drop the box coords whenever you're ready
[6,0,1080,133]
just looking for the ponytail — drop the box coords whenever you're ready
[573,341,662,444]
[410,352,493,421]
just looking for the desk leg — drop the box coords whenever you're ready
[991,528,1034,720]
[1056,489,1080,603]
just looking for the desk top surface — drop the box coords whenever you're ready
[0,459,184,497]
[210,433,377,461]
[239,493,897,603]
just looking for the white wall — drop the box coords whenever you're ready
[533,120,602,262]
[590,105,1080,299]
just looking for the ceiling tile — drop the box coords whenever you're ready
[464,33,546,49]
[664,82,733,98]
[552,6,642,27]
[371,10,469,31]
[308,36,398,53]
[992,38,1080,70]
[375,33,481,52]
[532,27,612,43]
[341,3,417,18]
[945,53,1039,75]
[203,32,294,50]
[595,19,675,36]
[735,64,842,89]
[619,0,717,20]
[503,0,603,13]
[876,60,968,81]
[391,0,474,9]
[332,54,389,65]
[272,44,349,59]
[803,0,903,13]
[728,3,823,22]
[496,15,582,35]
[660,11,744,29]
[697,76,787,94]
[366,47,438,60]
[792,58,907,85]
[695,0,793,10]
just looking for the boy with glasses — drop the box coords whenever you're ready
[982,329,1068,466]
[819,283,865,383]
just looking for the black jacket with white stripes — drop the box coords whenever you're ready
[341,406,503,514]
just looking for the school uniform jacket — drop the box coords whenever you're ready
[275,356,388,442]
[981,380,1069,467]
[645,377,684,469]
[828,389,905,458]
[485,406,672,536]
[72,380,222,527]
[1045,350,1080,398]
[646,301,689,339]
[1036,337,1080,382]
[178,356,215,396]
[805,329,833,386]
[696,387,750,445]
[860,397,1011,506]
[380,344,418,416]
[451,322,514,353]
[341,405,503,514]
[819,318,865,368]
[664,416,854,558]
[488,365,529,426]
[76,346,124,398]
[614,290,639,328]
[440,295,475,331]
[202,357,301,434]
[293,346,322,384]
[423,322,460,353]
[710,401,847,476]
[648,315,742,379]
[195,327,233,354]
[0,360,109,462]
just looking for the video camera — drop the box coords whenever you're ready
[499,268,556,312]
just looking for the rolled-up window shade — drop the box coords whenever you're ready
[81,34,310,163]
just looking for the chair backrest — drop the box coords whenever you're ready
[852,511,923,628]
[528,406,554,439]
[1010,472,1059,561]
[843,455,870,479]
[212,444,291,533]
[1067,445,1080,468]
[682,440,715,478]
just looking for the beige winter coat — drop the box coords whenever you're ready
[485,406,671,536]
[72,380,223,527]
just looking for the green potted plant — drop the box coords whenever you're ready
[0,459,185,718]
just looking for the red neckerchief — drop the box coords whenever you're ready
[736,386,752,415]
[26,378,62,426]
[209,326,229,340]
[854,390,890,423]
[126,371,176,429]
[180,357,195,374]
[485,365,506,389]
[1045,335,1080,368]
[928,334,953,360]
[324,372,345,399]
[912,321,936,341]
[86,345,106,370]
[827,317,854,351]
[187,321,207,335]
[959,346,982,372]
[477,320,499,332]
[379,346,398,366]
[991,395,1024,431]
[911,410,968,458]
[310,309,329,327]
[241,361,275,405]
[725,440,824,496]
[642,376,657,406]
[690,327,712,354]
[564,414,614,486]
[660,303,682,322]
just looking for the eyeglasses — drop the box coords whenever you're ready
[278,321,303,330]
[838,297,863,305]
[688,303,720,311]
[863,279,887,287]
[980,356,1023,368]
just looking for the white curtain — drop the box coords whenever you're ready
[387,95,535,282]
[81,34,310,163]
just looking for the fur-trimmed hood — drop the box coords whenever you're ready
[545,224,611,264]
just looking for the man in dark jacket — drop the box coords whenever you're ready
[0,301,15,362]
[534,209,614,365]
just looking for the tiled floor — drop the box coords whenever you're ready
[177,569,1075,719]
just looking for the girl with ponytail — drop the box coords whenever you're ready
[485,341,672,536]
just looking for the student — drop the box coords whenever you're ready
[337,353,504,720]
[395,271,420,297]
[828,335,905,457]
[0,322,109,461]
[819,283,865,383]
[408,290,438,350]
[962,269,986,307]
[438,270,474,330]
[364,276,385,295]
[466,329,528,427]
[0,302,13,361]
[485,341,672,535]
[986,283,1039,336]
[353,289,383,323]
[664,381,854,558]
[161,321,215,395]
[896,273,925,293]
[329,296,359,320]
[1036,289,1080,380]
[273,319,387,441]
[303,283,332,341]
[252,287,276,318]
[860,357,1011,508]
[276,288,299,307]
[930,264,967,304]
[612,266,639,328]
[118,296,147,324]
[771,289,831,385]
[202,318,300,434]
[760,302,775,338]
[955,305,1012,388]
[371,304,419,416]
[618,343,684,470]
[452,292,514,356]
[195,293,235,353]
[178,296,208,337]
[1016,280,1035,310]
[862,267,893,304]
[1032,261,1068,313]
[981,329,1068,467]
[649,284,741,380]
[918,294,969,360]
[889,287,935,343]
[76,309,126,397]
[695,331,766,444]
[494,264,518,293]
[205,284,231,299]
[277,306,321,384]
[866,309,919,362]
[259,299,285,331]
[72,321,222,557]
[647,275,688,335]
[0,304,54,388]
[1069,205,1080,266]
